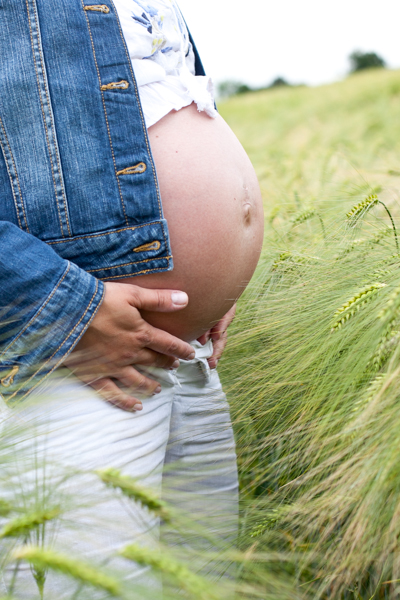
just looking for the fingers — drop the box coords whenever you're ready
[206,304,236,368]
[133,349,179,369]
[86,365,162,411]
[210,304,237,342]
[127,286,189,313]
[117,366,161,396]
[88,377,144,412]
[208,330,228,369]
[144,327,195,361]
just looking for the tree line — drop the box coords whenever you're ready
[218,50,387,98]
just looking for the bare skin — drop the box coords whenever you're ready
[65,284,195,411]
[66,284,236,410]
[67,104,264,409]
[128,104,264,342]
[197,303,237,369]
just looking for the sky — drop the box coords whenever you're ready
[178,0,400,89]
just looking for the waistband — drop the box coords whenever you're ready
[137,339,214,389]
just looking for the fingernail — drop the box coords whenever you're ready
[188,352,195,360]
[154,385,162,394]
[172,359,180,369]
[133,403,143,411]
[171,292,188,306]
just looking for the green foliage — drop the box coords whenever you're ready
[120,544,218,600]
[217,76,291,99]
[217,80,252,98]
[269,76,290,88]
[0,509,61,539]
[12,547,122,597]
[96,467,172,522]
[349,50,386,73]
[346,194,379,224]
[331,282,386,331]
[346,195,399,251]
[218,68,400,598]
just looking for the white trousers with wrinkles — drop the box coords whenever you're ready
[0,340,238,599]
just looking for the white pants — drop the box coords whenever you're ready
[0,341,238,599]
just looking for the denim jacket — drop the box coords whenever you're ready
[0,0,206,403]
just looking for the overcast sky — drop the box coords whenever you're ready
[178,0,400,88]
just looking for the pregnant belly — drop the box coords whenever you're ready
[116,103,264,342]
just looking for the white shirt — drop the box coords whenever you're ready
[113,0,217,128]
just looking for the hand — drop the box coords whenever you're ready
[197,304,237,369]
[65,282,195,411]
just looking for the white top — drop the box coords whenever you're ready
[113,0,217,128]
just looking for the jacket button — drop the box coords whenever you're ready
[100,80,129,91]
[83,5,110,14]
[117,163,147,176]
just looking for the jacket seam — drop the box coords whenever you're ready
[0,263,71,359]
[46,221,164,245]
[87,255,172,273]
[81,0,129,227]
[7,280,102,403]
[25,0,67,238]
[98,261,172,280]
[31,0,71,237]
[109,0,168,254]
[0,117,29,232]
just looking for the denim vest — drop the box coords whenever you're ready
[0,0,206,402]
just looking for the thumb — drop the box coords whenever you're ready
[128,286,189,312]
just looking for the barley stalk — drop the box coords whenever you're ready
[120,543,218,600]
[331,283,386,332]
[347,194,379,224]
[272,252,292,271]
[272,251,320,273]
[369,227,393,246]
[372,326,400,369]
[369,268,392,280]
[374,254,400,270]
[32,565,46,600]
[250,505,293,538]
[378,283,400,323]
[336,228,393,261]
[290,208,326,240]
[291,208,316,225]
[335,238,365,260]
[96,468,171,522]
[347,194,399,252]
[351,374,385,414]
[0,509,61,538]
[12,547,121,597]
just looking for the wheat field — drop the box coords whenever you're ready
[218,68,400,598]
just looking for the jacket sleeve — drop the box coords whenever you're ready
[0,221,104,404]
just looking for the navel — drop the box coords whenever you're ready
[242,185,253,224]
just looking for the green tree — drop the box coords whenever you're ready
[268,76,289,88]
[349,50,386,73]
[217,80,252,98]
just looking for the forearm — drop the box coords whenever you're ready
[0,221,104,403]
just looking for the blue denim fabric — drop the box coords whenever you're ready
[0,0,206,402]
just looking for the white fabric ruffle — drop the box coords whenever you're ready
[138,71,217,128]
[114,0,217,128]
